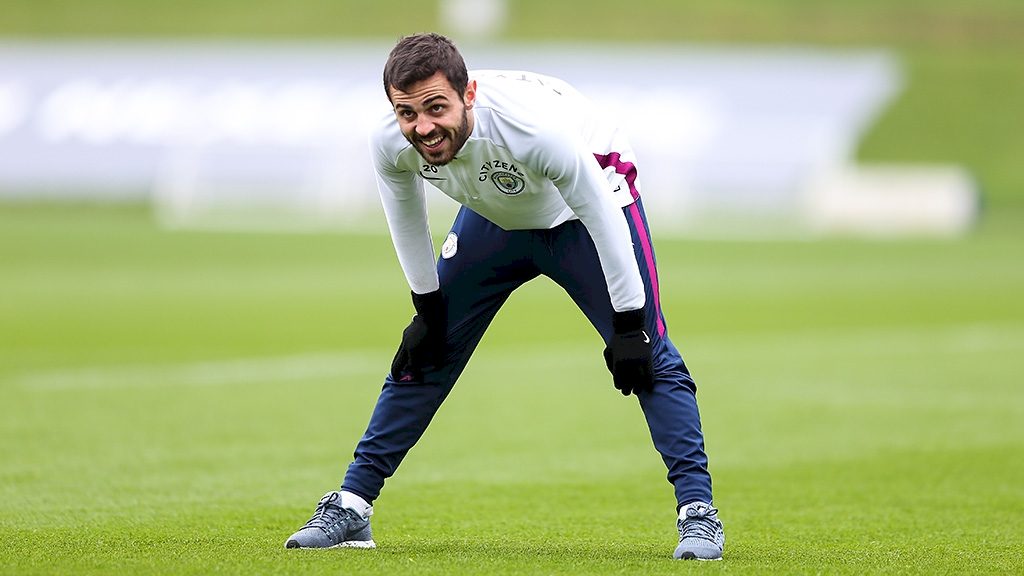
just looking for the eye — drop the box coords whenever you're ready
[398,109,415,120]
[429,104,445,114]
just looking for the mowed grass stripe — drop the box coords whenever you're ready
[12,351,390,391]
[13,319,1022,390]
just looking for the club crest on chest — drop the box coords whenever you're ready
[478,160,527,195]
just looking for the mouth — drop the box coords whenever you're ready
[418,133,445,150]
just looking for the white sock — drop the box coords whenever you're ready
[340,490,373,519]
[679,501,714,519]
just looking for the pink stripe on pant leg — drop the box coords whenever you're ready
[627,202,665,337]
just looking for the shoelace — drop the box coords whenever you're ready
[679,505,720,541]
[302,492,351,530]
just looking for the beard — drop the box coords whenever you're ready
[409,108,471,166]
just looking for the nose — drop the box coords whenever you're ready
[415,117,436,137]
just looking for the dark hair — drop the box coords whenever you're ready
[383,33,468,101]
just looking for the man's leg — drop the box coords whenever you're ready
[537,199,713,507]
[539,200,723,560]
[342,207,540,502]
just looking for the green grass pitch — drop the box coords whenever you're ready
[1,203,1022,574]
[2,1,1024,572]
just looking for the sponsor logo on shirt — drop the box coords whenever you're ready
[478,159,526,195]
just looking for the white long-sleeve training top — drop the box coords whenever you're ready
[370,70,646,312]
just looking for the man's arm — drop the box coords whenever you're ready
[540,130,646,312]
[371,133,447,379]
[539,129,654,396]
[372,143,440,294]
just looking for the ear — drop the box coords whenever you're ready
[464,80,477,109]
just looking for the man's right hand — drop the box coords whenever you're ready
[390,289,447,381]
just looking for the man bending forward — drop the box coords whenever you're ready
[284,33,725,561]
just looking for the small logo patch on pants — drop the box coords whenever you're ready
[441,232,458,259]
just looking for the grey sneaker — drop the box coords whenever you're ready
[673,501,725,560]
[284,491,376,549]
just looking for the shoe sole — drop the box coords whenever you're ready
[674,550,722,561]
[678,555,722,561]
[675,545,724,557]
[285,539,377,549]
[331,540,376,549]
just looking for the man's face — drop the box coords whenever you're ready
[389,71,476,166]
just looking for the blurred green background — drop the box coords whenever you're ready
[1,2,1022,574]
[3,0,1023,215]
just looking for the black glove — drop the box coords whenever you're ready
[603,308,654,396]
[391,289,448,381]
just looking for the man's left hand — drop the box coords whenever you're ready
[603,308,654,396]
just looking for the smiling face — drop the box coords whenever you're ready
[389,71,476,166]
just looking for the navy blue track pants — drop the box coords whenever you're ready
[343,198,713,507]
